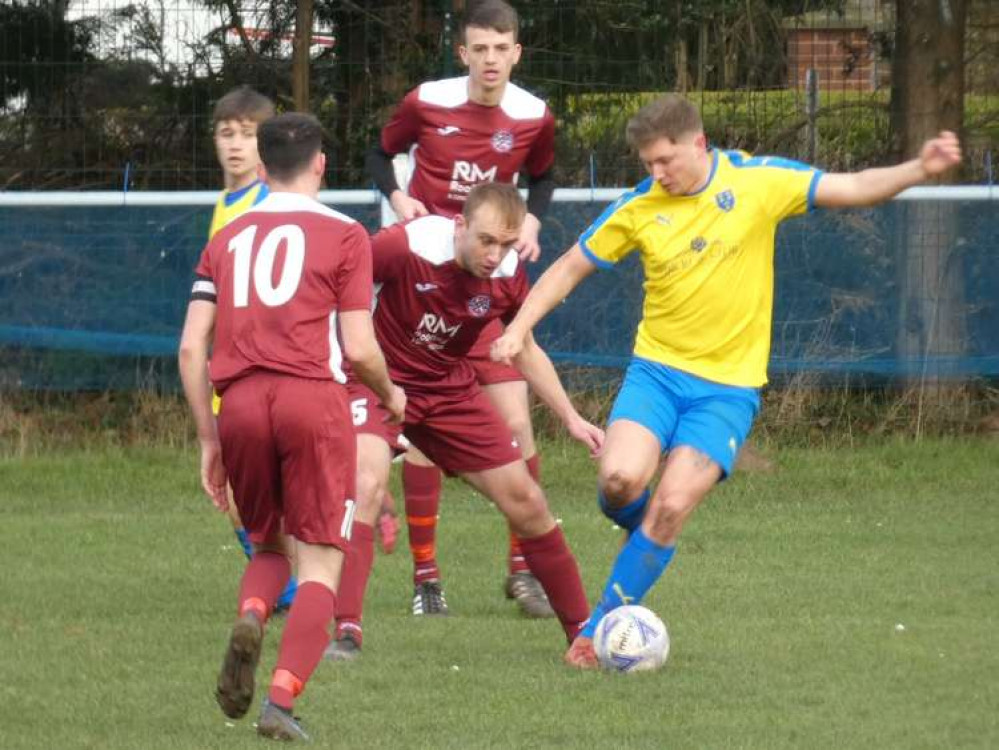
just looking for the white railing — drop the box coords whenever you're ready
[0,185,994,207]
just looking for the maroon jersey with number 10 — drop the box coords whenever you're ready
[192,192,373,392]
[380,76,555,218]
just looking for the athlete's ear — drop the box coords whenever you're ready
[314,151,326,177]
[694,132,708,151]
[257,163,268,183]
[512,43,522,66]
[458,43,469,68]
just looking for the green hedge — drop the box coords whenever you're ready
[557,90,997,183]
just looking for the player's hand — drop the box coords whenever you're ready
[514,213,542,262]
[200,438,229,512]
[920,131,962,176]
[565,416,604,458]
[491,331,524,365]
[390,191,429,221]
[382,384,407,425]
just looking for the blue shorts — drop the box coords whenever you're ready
[608,358,760,477]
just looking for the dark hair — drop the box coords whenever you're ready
[212,86,275,127]
[257,113,323,182]
[462,0,519,43]
[463,182,526,228]
[626,95,704,149]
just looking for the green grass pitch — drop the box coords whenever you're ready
[0,437,996,749]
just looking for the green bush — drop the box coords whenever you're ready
[558,90,996,184]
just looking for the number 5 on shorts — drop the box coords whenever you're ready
[350,398,368,426]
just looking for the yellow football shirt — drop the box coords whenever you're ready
[208,180,269,414]
[580,149,822,387]
[208,180,269,239]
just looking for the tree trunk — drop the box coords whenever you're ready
[891,0,967,388]
[696,21,708,90]
[292,0,314,112]
[676,37,690,94]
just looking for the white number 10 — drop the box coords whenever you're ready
[228,224,306,308]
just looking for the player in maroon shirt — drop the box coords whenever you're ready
[178,113,405,742]
[365,0,559,620]
[325,183,601,658]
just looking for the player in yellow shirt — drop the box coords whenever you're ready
[209,87,273,238]
[492,94,962,668]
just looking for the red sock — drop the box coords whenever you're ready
[519,526,590,643]
[508,532,529,575]
[237,551,291,622]
[404,462,442,584]
[269,581,337,710]
[335,521,374,640]
[508,455,542,575]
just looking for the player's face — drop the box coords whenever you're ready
[214,118,262,187]
[459,27,522,95]
[454,205,521,279]
[638,133,710,195]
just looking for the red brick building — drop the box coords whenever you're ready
[785,2,892,92]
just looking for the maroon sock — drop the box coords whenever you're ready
[507,455,542,575]
[519,526,590,643]
[403,462,443,584]
[269,582,337,710]
[335,522,374,633]
[237,551,291,621]
[507,532,530,575]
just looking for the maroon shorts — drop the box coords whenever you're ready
[217,372,356,550]
[467,319,524,386]
[347,380,522,476]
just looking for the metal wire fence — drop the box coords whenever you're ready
[1,1,996,190]
[1,186,996,391]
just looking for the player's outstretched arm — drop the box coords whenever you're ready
[815,131,962,208]
[178,300,228,511]
[512,331,604,457]
[492,243,597,364]
[340,309,406,424]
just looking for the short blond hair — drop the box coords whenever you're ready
[463,182,526,229]
[626,95,703,149]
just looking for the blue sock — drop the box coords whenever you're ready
[580,528,675,639]
[234,528,253,560]
[276,576,298,609]
[598,488,650,533]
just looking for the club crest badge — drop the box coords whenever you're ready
[715,189,736,212]
[491,130,514,153]
[690,236,708,252]
[468,295,492,317]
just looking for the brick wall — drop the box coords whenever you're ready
[787,28,889,91]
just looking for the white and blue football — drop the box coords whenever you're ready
[593,605,670,673]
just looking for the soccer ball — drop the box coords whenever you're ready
[593,605,670,673]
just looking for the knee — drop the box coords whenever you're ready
[515,478,546,513]
[598,465,646,506]
[504,411,532,447]
[503,476,547,521]
[644,493,696,542]
[355,469,386,512]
